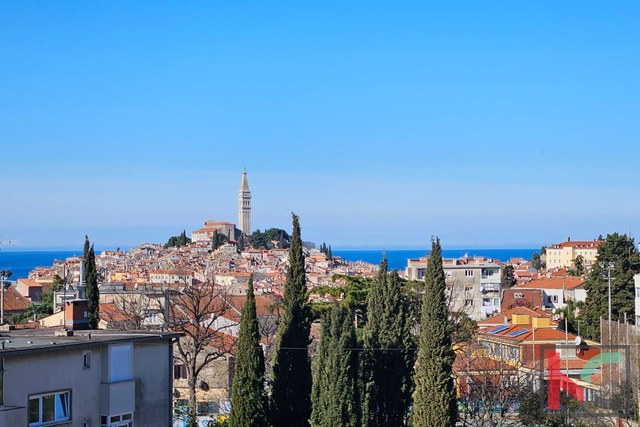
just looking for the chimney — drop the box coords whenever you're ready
[567,237,571,242]
[64,300,90,330]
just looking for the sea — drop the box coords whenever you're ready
[0,250,83,280]
[0,248,538,280]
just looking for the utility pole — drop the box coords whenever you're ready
[602,262,616,402]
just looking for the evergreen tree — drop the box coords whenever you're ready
[500,265,516,289]
[411,237,456,427]
[579,233,640,341]
[83,236,100,329]
[237,233,246,252]
[531,252,542,270]
[361,257,414,426]
[212,230,228,251]
[229,275,269,427]
[310,305,359,427]
[270,213,312,427]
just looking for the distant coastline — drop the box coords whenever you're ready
[1,248,538,280]
[334,249,537,271]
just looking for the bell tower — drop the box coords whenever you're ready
[238,168,251,236]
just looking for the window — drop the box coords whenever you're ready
[29,391,71,425]
[465,270,474,277]
[101,412,133,427]
[197,401,219,415]
[464,285,473,292]
[174,364,187,380]
[493,298,500,306]
[83,351,91,369]
[110,344,132,382]
[636,288,640,298]
[465,299,474,307]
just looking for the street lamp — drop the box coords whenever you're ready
[0,270,13,325]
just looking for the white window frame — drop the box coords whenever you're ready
[101,412,133,427]
[29,390,71,426]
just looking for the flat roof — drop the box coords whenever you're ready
[0,329,182,357]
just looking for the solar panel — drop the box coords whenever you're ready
[490,326,509,334]
[507,329,529,337]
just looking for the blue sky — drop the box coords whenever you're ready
[2,1,640,250]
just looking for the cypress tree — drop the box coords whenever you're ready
[310,305,359,427]
[229,275,269,427]
[270,213,312,427]
[83,236,99,329]
[362,257,414,426]
[411,237,456,426]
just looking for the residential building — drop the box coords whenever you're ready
[512,276,586,311]
[406,256,502,319]
[0,327,180,426]
[546,238,603,270]
[149,270,194,286]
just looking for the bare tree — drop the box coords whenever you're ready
[455,339,534,427]
[162,284,237,420]
[100,287,164,330]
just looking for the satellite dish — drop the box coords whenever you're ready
[575,336,582,346]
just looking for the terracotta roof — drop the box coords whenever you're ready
[479,306,554,326]
[514,276,584,290]
[549,240,603,250]
[3,288,31,311]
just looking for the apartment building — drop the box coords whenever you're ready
[0,328,180,426]
[546,238,603,270]
[406,256,502,320]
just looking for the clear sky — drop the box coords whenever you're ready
[2,1,640,250]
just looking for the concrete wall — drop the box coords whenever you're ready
[133,340,174,426]
[2,346,102,426]
[1,338,174,427]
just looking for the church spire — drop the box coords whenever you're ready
[238,169,252,236]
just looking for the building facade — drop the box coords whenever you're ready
[406,256,502,320]
[0,328,180,426]
[546,238,603,270]
[237,169,251,236]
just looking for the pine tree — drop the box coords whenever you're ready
[411,237,456,427]
[229,275,269,427]
[361,257,414,426]
[579,233,640,341]
[310,305,359,427]
[327,245,333,261]
[83,236,100,329]
[270,213,312,427]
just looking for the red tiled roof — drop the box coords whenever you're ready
[514,276,584,290]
